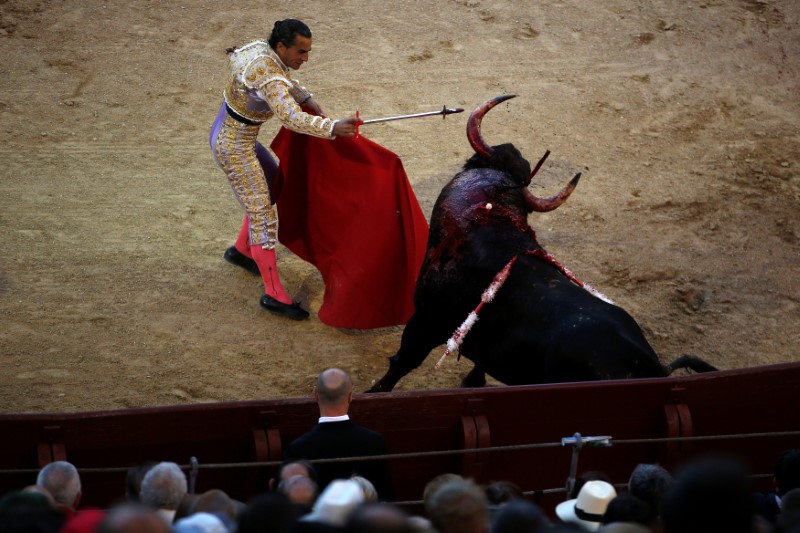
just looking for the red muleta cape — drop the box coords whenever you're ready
[270,127,429,329]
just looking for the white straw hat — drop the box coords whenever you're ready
[555,480,617,531]
[301,479,365,526]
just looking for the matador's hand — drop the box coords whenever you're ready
[333,117,363,138]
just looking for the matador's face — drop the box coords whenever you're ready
[277,35,312,70]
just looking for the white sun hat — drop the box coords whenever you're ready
[555,480,618,531]
[301,479,365,526]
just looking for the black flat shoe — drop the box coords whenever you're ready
[260,294,310,320]
[224,246,260,275]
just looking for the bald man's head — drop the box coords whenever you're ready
[315,368,353,414]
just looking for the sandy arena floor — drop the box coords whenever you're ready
[0,0,798,413]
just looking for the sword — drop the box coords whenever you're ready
[360,105,464,125]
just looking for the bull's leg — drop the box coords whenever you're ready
[366,312,447,393]
[460,365,486,388]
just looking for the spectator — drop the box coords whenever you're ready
[299,478,365,528]
[125,461,156,502]
[597,524,650,533]
[21,485,56,508]
[139,461,188,526]
[569,471,611,500]
[485,480,524,506]
[0,490,66,532]
[660,455,755,533]
[491,498,550,533]
[627,463,671,519]
[754,448,800,524]
[270,459,318,491]
[776,487,800,533]
[426,478,489,533]
[351,475,379,503]
[36,460,82,516]
[406,514,435,533]
[186,488,240,528]
[173,511,229,533]
[236,492,301,533]
[285,368,393,499]
[600,494,655,528]
[96,502,170,533]
[345,502,414,533]
[422,473,465,517]
[279,474,320,512]
[550,526,587,533]
[61,508,107,533]
[556,480,617,531]
[485,480,525,521]
[775,450,800,497]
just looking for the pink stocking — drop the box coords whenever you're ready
[234,216,252,257]
[250,245,292,304]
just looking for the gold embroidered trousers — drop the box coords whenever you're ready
[212,109,278,248]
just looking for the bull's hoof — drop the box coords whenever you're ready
[366,381,391,394]
[460,367,487,388]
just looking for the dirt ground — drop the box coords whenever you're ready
[0,0,797,414]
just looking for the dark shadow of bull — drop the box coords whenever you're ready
[368,94,716,393]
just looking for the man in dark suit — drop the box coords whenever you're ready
[284,368,393,500]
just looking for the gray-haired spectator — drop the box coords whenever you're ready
[36,460,82,515]
[139,461,187,526]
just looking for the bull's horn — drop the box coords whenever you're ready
[526,171,582,213]
[467,94,517,158]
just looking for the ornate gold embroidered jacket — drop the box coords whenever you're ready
[223,40,335,138]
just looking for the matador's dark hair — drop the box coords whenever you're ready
[225,19,311,55]
[268,19,312,49]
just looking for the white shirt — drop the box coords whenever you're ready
[318,415,350,423]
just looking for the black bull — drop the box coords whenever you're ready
[368,95,715,393]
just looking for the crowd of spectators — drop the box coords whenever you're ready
[2,370,798,532]
[1,449,798,533]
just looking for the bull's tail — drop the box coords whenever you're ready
[666,354,718,375]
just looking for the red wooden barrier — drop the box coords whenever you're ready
[2,362,798,517]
